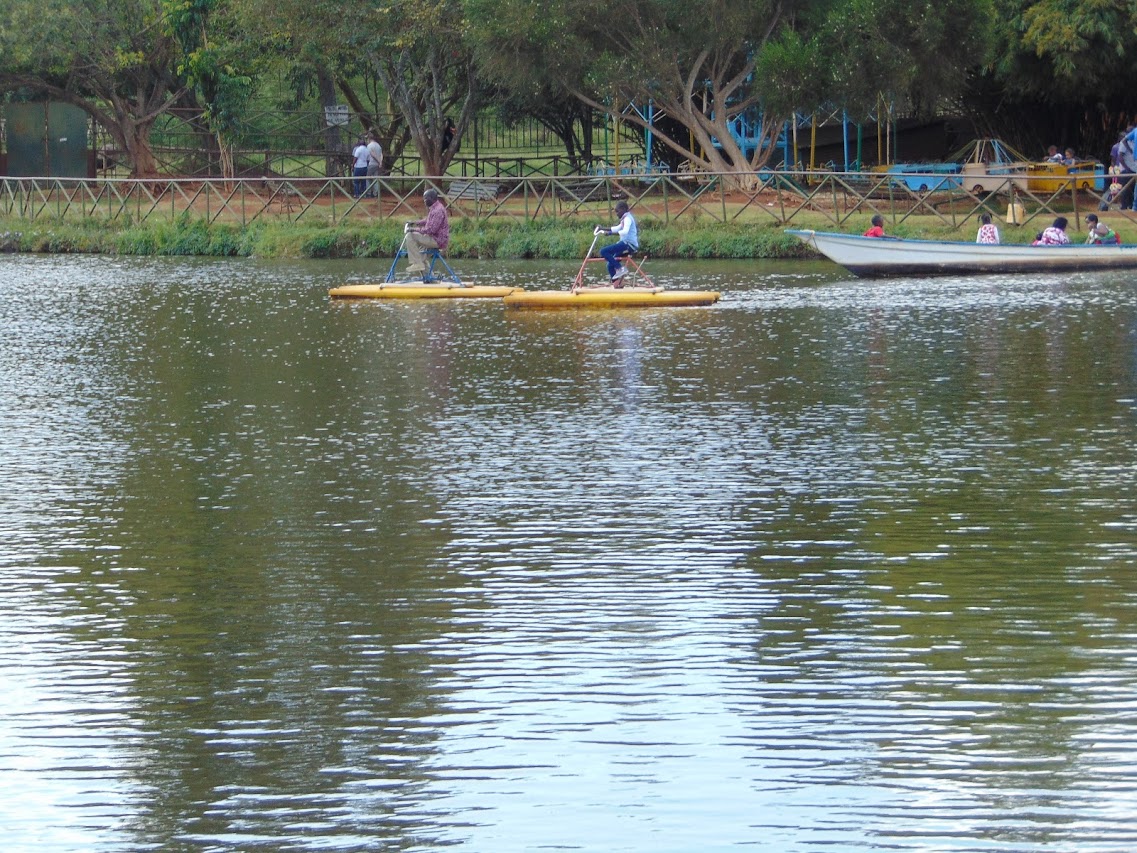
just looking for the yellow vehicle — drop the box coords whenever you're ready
[1026,160,1105,193]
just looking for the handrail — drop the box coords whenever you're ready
[0,170,1116,228]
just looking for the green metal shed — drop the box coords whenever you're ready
[3,102,93,178]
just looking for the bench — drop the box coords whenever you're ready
[555,177,607,202]
[448,180,500,201]
[265,180,301,212]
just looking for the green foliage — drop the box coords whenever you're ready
[811,0,995,120]
[0,0,186,176]
[989,0,1135,96]
[0,215,846,260]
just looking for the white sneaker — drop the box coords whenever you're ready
[611,266,627,280]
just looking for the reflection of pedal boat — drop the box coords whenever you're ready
[503,286,720,309]
[329,283,517,299]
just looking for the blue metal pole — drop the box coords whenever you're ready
[646,100,654,173]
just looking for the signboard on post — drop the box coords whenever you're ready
[324,105,350,127]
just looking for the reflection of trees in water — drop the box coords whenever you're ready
[27,269,471,849]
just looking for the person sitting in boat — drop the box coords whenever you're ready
[1088,221,1121,245]
[975,213,1000,244]
[1032,216,1071,245]
[1063,147,1077,166]
[598,201,639,284]
[405,188,450,279]
[1085,214,1103,242]
[863,214,886,238]
[1046,145,1064,163]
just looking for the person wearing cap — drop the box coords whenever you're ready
[351,137,370,198]
[405,188,450,278]
[597,200,639,284]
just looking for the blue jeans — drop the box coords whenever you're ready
[352,166,368,197]
[600,241,634,277]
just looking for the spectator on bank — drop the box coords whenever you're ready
[365,132,384,198]
[1110,127,1136,210]
[351,137,370,198]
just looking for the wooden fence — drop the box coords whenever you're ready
[0,170,1120,230]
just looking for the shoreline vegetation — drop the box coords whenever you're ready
[1,214,1132,261]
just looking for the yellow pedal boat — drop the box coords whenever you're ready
[503,286,720,310]
[329,283,517,300]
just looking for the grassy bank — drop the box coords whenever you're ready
[0,211,1129,261]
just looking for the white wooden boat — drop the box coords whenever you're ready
[787,229,1137,278]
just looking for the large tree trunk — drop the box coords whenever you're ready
[317,69,346,178]
[109,115,161,179]
[373,47,477,178]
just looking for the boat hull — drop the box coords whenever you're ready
[503,288,720,309]
[329,284,516,299]
[787,229,1137,278]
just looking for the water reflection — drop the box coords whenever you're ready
[0,254,1135,851]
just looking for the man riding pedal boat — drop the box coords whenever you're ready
[597,201,639,286]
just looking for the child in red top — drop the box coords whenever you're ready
[863,215,886,238]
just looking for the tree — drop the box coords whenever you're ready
[360,0,479,176]
[810,0,994,121]
[236,0,477,176]
[468,0,993,183]
[0,0,191,177]
[168,0,257,179]
[230,0,404,173]
[493,86,598,173]
[469,0,796,179]
[970,0,1137,154]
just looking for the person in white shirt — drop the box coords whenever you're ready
[598,201,639,284]
[351,137,370,198]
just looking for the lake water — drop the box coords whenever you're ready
[1,254,1135,852]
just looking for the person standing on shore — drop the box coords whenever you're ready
[1111,127,1137,210]
[351,137,370,198]
[365,132,384,198]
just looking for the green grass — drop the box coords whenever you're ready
[0,211,1123,260]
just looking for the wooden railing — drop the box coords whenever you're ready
[0,170,1119,229]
